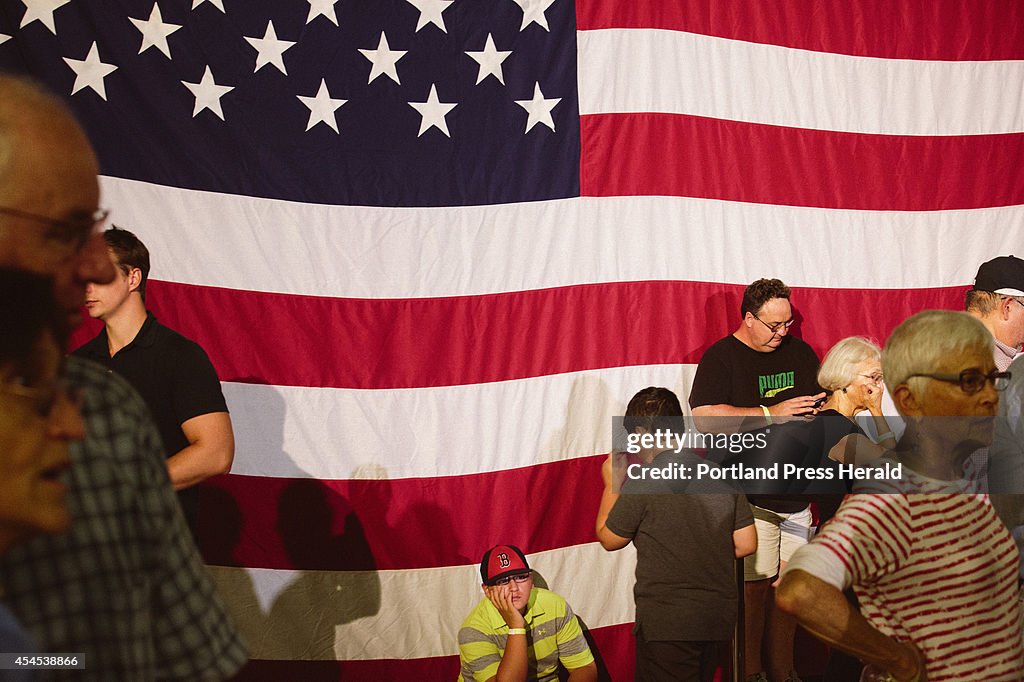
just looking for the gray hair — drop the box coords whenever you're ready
[882,310,993,404]
[965,289,1003,316]
[817,336,881,392]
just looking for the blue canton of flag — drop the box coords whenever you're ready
[0,0,580,206]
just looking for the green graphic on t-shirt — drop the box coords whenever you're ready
[759,371,794,398]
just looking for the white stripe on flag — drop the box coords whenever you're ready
[101,176,1024,298]
[224,364,696,479]
[578,28,1024,135]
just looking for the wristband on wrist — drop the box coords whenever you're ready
[876,431,895,442]
[506,628,526,636]
[760,405,772,425]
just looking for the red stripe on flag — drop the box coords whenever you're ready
[72,280,962,389]
[198,456,605,571]
[580,113,1024,211]
[576,0,1024,61]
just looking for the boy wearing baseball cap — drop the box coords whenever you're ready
[457,545,597,681]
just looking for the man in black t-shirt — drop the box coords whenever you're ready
[688,278,823,682]
[74,227,234,532]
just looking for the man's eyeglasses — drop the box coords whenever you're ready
[751,313,794,335]
[491,573,531,586]
[0,377,82,418]
[0,206,110,256]
[906,370,1010,395]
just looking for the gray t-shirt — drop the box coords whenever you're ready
[606,450,754,641]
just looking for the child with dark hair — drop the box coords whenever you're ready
[596,387,756,682]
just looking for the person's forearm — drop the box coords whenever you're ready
[566,662,598,681]
[596,456,630,550]
[595,485,618,536]
[167,441,232,490]
[494,633,528,682]
[595,488,630,550]
[172,412,234,490]
[867,413,897,446]
[776,570,921,680]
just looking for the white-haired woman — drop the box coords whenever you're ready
[805,337,899,681]
[816,336,898,465]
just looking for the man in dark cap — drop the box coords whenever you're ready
[965,256,1024,501]
[457,544,596,681]
[966,255,1024,371]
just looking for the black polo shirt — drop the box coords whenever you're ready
[73,312,228,528]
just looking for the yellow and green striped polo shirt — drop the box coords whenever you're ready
[457,588,594,681]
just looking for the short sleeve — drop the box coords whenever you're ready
[458,623,500,681]
[171,339,228,425]
[605,494,646,541]
[808,494,911,587]
[688,344,730,409]
[554,602,594,670]
[795,342,823,395]
[733,495,754,530]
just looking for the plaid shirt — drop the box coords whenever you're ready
[0,357,247,680]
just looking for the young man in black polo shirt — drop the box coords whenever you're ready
[75,227,234,531]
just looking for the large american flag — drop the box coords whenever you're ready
[3,0,1023,678]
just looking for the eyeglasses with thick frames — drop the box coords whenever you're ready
[906,370,1010,394]
[751,313,794,335]
[0,206,110,256]
[491,573,531,586]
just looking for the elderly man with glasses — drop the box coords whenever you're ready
[777,310,1024,681]
[457,544,597,682]
[0,74,246,679]
[963,257,1024,531]
[689,277,825,682]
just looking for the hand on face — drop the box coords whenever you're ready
[485,582,528,629]
[603,451,630,488]
[860,380,884,413]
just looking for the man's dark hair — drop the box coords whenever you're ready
[624,387,684,436]
[0,267,63,367]
[740,278,791,318]
[103,226,150,300]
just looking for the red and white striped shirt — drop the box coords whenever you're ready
[791,487,1023,680]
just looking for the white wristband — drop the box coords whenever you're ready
[507,628,526,636]
[761,405,772,425]
[876,431,895,442]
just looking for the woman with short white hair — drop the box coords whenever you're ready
[816,336,897,465]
